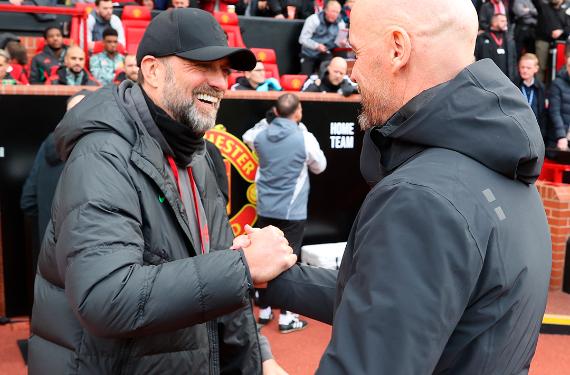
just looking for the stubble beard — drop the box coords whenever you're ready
[162,62,222,134]
[358,80,393,131]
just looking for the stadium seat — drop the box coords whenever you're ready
[555,41,566,73]
[280,74,307,91]
[228,71,244,88]
[70,3,96,45]
[219,0,239,12]
[214,12,246,48]
[121,5,152,55]
[92,41,127,55]
[250,48,279,78]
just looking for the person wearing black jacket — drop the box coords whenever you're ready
[30,27,67,84]
[515,53,547,141]
[258,0,551,373]
[479,0,509,31]
[548,55,570,150]
[475,13,518,81]
[535,0,570,81]
[302,56,358,96]
[29,9,295,375]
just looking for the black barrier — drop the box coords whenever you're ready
[0,90,367,316]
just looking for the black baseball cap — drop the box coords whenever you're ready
[136,8,256,71]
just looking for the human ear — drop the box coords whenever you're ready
[140,56,161,89]
[388,27,411,73]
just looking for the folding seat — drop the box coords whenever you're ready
[92,41,127,55]
[250,48,279,78]
[213,11,246,48]
[280,74,307,91]
[121,5,152,55]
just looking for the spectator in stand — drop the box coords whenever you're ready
[90,28,125,85]
[5,40,29,85]
[549,55,570,150]
[299,0,346,75]
[82,0,126,51]
[515,53,547,139]
[115,54,139,83]
[171,0,199,8]
[341,0,355,27]
[246,0,315,19]
[46,46,98,86]
[535,0,570,82]
[302,56,358,96]
[512,0,537,55]
[475,13,518,81]
[231,61,282,91]
[0,49,18,85]
[479,0,509,32]
[30,27,67,84]
[138,0,154,11]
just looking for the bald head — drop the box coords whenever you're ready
[349,0,478,128]
[328,57,348,86]
[64,46,86,74]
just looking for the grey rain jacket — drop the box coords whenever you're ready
[29,81,268,374]
[262,59,551,374]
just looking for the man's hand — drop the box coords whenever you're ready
[242,225,296,286]
[231,234,251,250]
[317,44,328,53]
[558,138,569,150]
[263,359,289,375]
[9,0,23,5]
[552,29,564,39]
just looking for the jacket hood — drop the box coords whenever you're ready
[44,133,63,166]
[55,81,139,160]
[361,59,544,186]
[266,117,298,142]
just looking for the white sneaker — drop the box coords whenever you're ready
[258,307,273,325]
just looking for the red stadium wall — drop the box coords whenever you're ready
[537,181,570,291]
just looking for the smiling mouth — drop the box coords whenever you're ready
[195,93,220,105]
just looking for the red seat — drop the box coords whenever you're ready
[70,3,96,46]
[228,71,244,88]
[539,159,570,184]
[214,12,246,48]
[556,41,566,73]
[121,5,152,55]
[250,48,279,78]
[280,74,307,91]
[92,41,127,55]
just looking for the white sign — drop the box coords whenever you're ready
[0,147,4,158]
[329,122,355,149]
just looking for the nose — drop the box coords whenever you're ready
[207,68,228,92]
[350,62,359,84]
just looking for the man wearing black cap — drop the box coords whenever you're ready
[29,8,294,375]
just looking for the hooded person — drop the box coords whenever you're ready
[257,0,552,373]
[28,8,297,375]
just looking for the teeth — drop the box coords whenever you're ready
[196,93,219,104]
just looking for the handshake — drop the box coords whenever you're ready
[231,225,297,288]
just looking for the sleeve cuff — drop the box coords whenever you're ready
[238,249,255,298]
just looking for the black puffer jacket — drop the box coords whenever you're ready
[29,81,266,374]
[263,59,551,374]
[549,70,570,141]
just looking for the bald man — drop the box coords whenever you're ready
[260,0,551,373]
[302,56,358,96]
[47,46,98,86]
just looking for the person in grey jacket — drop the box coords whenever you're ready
[256,0,551,373]
[29,9,296,375]
[298,0,346,75]
[246,94,326,333]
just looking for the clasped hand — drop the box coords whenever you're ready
[232,225,296,288]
